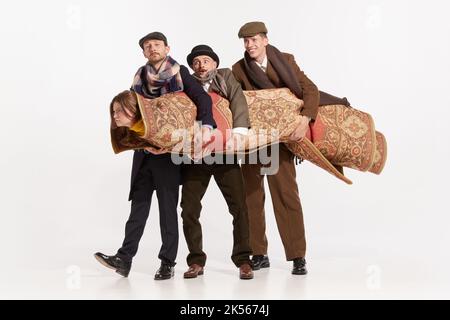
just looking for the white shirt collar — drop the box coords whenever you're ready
[255,55,268,71]
[202,79,213,92]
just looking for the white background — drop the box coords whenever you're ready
[1,0,449,299]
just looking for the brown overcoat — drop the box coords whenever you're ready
[232,52,320,120]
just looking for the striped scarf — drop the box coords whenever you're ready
[132,56,184,99]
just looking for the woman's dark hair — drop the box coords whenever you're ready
[110,90,141,127]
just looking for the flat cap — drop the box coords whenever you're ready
[238,21,268,38]
[139,32,168,49]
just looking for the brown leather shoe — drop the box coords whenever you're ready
[183,264,204,279]
[239,263,254,280]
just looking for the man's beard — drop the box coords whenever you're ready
[149,54,165,65]
[196,70,208,78]
[192,69,217,84]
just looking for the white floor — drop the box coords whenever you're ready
[2,248,449,300]
[3,174,449,300]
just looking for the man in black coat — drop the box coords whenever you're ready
[95,32,216,280]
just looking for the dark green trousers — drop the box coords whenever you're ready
[181,161,252,267]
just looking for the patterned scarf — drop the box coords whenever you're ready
[192,69,228,97]
[132,56,184,99]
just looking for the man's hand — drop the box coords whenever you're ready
[144,146,168,155]
[225,133,246,152]
[192,126,214,160]
[193,126,213,147]
[289,116,310,142]
[201,126,213,147]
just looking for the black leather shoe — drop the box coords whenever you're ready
[94,252,131,277]
[292,257,307,275]
[251,255,270,270]
[154,262,175,280]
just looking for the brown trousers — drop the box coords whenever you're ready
[181,161,252,268]
[242,144,306,260]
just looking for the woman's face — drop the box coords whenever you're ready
[112,102,134,127]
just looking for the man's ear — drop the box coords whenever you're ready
[165,45,170,55]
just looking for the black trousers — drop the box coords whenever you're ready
[180,160,252,268]
[117,153,180,265]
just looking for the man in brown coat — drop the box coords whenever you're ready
[232,21,320,275]
[180,45,254,280]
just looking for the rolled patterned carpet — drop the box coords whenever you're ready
[110,88,387,184]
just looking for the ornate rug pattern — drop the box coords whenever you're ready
[113,88,387,184]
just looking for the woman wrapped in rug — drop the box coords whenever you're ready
[110,88,387,184]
